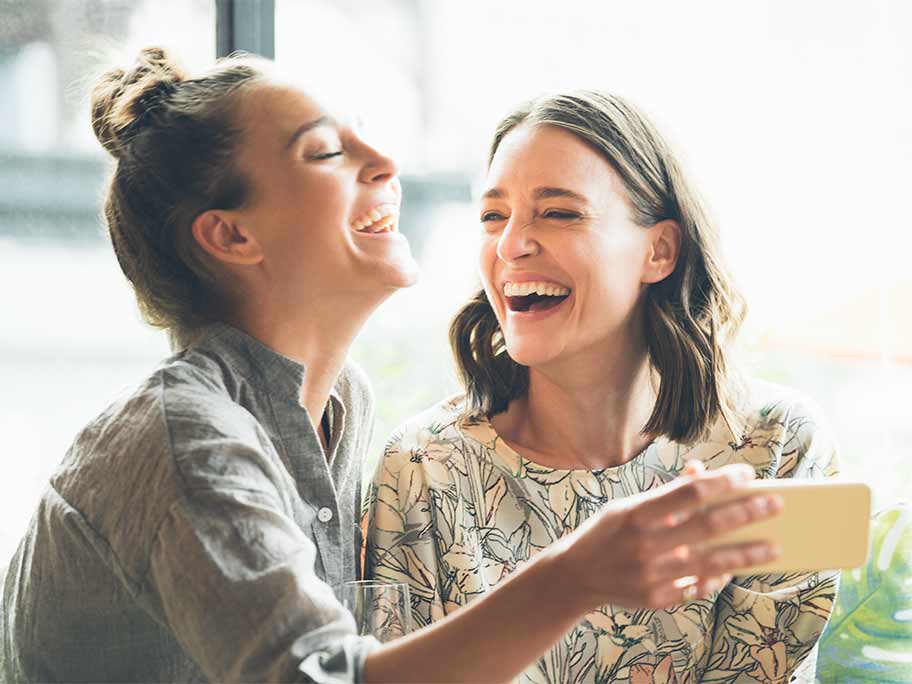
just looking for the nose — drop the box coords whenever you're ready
[357,140,399,185]
[496,215,540,263]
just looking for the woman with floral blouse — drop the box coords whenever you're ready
[365,91,839,684]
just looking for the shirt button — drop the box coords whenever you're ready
[317,507,334,523]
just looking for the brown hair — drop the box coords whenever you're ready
[450,91,746,444]
[91,47,270,349]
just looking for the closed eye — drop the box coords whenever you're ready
[310,150,343,161]
[543,210,580,220]
[480,211,507,222]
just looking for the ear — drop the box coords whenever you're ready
[191,210,263,266]
[641,219,681,284]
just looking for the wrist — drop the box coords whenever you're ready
[535,537,596,618]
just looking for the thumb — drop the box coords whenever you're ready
[683,459,705,476]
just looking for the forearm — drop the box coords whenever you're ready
[363,545,589,683]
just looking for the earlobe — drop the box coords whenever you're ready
[191,210,263,266]
[642,219,682,284]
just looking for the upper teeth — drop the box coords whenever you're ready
[503,281,571,297]
[352,204,399,232]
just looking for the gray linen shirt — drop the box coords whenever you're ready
[1,323,379,682]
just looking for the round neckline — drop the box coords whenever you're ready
[457,409,662,477]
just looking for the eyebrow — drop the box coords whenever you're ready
[481,186,590,203]
[285,116,335,149]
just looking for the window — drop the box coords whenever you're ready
[2,0,909,567]
[0,0,214,564]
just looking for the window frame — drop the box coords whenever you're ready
[216,0,275,58]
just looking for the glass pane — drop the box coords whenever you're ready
[277,0,911,507]
[0,0,214,565]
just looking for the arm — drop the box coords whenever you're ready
[146,437,375,683]
[701,398,841,683]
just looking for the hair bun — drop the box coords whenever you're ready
[91,46,187,159]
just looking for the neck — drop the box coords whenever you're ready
[494,339,657,470]
[231,290,387,427]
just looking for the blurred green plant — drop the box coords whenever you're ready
[816,503,912,683]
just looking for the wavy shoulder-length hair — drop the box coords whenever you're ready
[450,91,746,444]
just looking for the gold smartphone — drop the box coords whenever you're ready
[705,479,871,575]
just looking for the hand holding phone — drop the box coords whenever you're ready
[705,479,871,574]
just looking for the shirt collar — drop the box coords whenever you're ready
[193,322,309,408]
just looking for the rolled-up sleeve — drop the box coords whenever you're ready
[146,438,378,683]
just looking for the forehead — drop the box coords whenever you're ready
[238,82,329,143]
[486,123,622,198]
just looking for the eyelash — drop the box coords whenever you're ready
[311,150,343,161]
[479,210,580,222]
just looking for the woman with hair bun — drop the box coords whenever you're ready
[366,91,839,683]
[1,50,784,683]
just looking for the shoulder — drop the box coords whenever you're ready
[44,355,272,581]
[686,378,838,480]
[738,379,833,447]
[383,393,469,458]
[53,353,281,533]
[370,394,469,487]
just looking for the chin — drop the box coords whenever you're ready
[359,262,419,299]
[503,338,559,369]
[380,254,420,289]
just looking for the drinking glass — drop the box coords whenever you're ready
[338,580,412,642]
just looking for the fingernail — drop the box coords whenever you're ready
[767,495,784,511]
[705,577,724,593]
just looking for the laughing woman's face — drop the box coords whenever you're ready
[228,82,419,314]
[478,123,677,371]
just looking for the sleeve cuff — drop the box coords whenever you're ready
[297,633,381,684]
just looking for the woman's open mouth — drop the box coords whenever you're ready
[351,204,399,235]
[504,281,571,314]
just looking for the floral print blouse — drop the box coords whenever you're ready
[364,381,840,684]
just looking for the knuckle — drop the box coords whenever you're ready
[629,511,650,533]
[630,544,654,568]
[703,512,724,536]
[685,482,706,505]
[702,553,726,574]
[722,506,746,528]
[696,515,716,538]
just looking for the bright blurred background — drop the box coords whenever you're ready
[1,0,910,567]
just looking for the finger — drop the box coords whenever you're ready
[648,539,781,584]
[683,459,705,476]
[652,573,733,608]
[631,464,755,528]
[651,493,784,552]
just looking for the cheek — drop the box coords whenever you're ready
[573,234,647,307]
[478,237,505,317]
[478,236,499,286]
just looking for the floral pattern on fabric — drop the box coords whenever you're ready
[365,381,840,684]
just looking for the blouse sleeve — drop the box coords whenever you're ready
[700,396,842,683]
[363,428,454,633]
[146,436,378,683]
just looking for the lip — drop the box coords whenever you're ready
[505,291,572,322]
[499,271,572,290]
[350,199,401,232]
